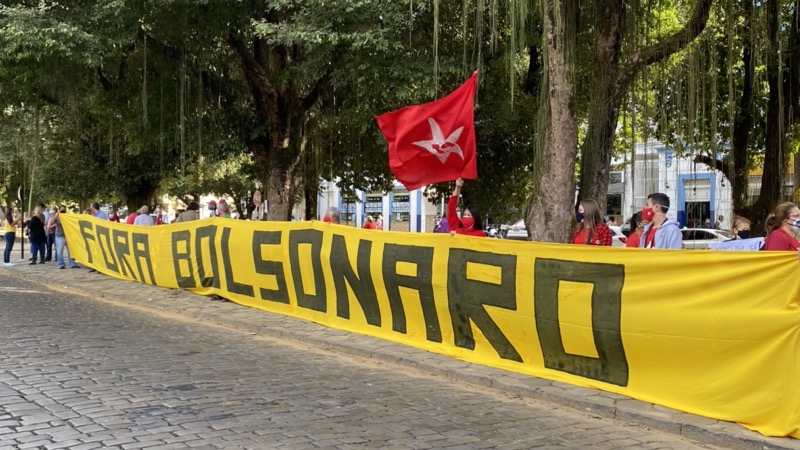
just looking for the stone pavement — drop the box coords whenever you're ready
[2,260,798,450]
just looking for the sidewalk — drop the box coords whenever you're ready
[2,259,798,450]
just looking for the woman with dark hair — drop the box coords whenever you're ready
[26,204,47,264]
[175,201,201,223]
[3,205,22,266]
[447,178,485,237]
[624,211,645,248]
[763,202,800,251]
[571,200,612,246]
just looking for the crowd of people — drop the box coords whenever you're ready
[430,178,800,255]
[4,188,800,270]
[1,199,241,268]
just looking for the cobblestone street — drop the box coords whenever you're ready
[0,274,724,450]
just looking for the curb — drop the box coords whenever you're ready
[5,266,799,450]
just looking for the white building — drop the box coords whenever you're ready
[610,140,733,229]
[317,181,440,232]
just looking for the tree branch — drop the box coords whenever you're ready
[226,31,279,125]
[618,0,713,93]
[693,155,731,181]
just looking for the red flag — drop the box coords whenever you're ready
[376,72,478,191]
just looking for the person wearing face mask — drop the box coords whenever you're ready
[763,202,800,251]
[217,199,232,219]
[448,178,485,237]
[207,200,218,218]
[53,206,79,269]
[639,193,683,249]
[624,211,645,248]
[729,216,752,240]
[571,200,612,246]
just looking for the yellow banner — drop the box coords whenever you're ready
[62,214,800,438]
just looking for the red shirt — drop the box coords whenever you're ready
[126,212,139,225]
[363,221,377,230]
[571,223,612,246]
[108,213,120,223]
[763,228,800,251]
[447,195,485,237]
[625,232,641,248]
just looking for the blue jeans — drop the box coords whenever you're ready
[30,242,45,262]
[45,233,55,261]
[3,232,15,263]
[55,236,77,268]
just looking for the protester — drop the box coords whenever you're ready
[376,214,383,230]
[571,200,612,246]
[640,193,682,249]
[3,205,22,266]
[133,206,155,226]
[715,215,724,230]
[704,218,713,229]
[324,207,341,224]
[763,202,800,251]
[27,204,47,264]
[730,216,752,240]
[624,211,645,248]
[90,202,109,220]
[53,205,79,269]
[126,207,139,224]
[175,202,201,223]
[44,206,57,262]
[448,178,484,237]
[435,212,450,233]
[108,207,121,223]
[363,216,377,230]
[217,199,232,219]
[207,200,218,218]
[606,216,619,227]
[155,205,170,225]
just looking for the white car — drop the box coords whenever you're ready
[608,226,627,247]
[680,228,734,250]
[504,220,529,240]
[504,221,626,246]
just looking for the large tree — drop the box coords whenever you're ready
[577,0,713,214]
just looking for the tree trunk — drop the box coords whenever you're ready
[578,0,713,215]
[577,0,624,213]
[756,0,790,224]
[527,0,578,243]
[731,0,754,214]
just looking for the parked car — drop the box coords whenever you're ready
[680,228,734,250]
[608,226,627,247]
[505,220,529,240]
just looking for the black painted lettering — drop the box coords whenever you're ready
[289,230,326,312]
[96,226,119,273]
[79,220,95,264]
[195,225,220,289]
[112,230,135,278]
[331,235,380,326]
[172,230,196,289]
[131,233,156,285]
[220,228,254,297]
[448,249,522,362]
[534,258,629,386]
[382,244,441,343]
[252,231,289,303]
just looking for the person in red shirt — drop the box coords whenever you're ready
[125,209,139,224]
[108,207,121,223]
[763,202,800,251]
[571,200,612,246]
[448,178,485,237]
[363,216,377,230]
[624,211,645,248]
